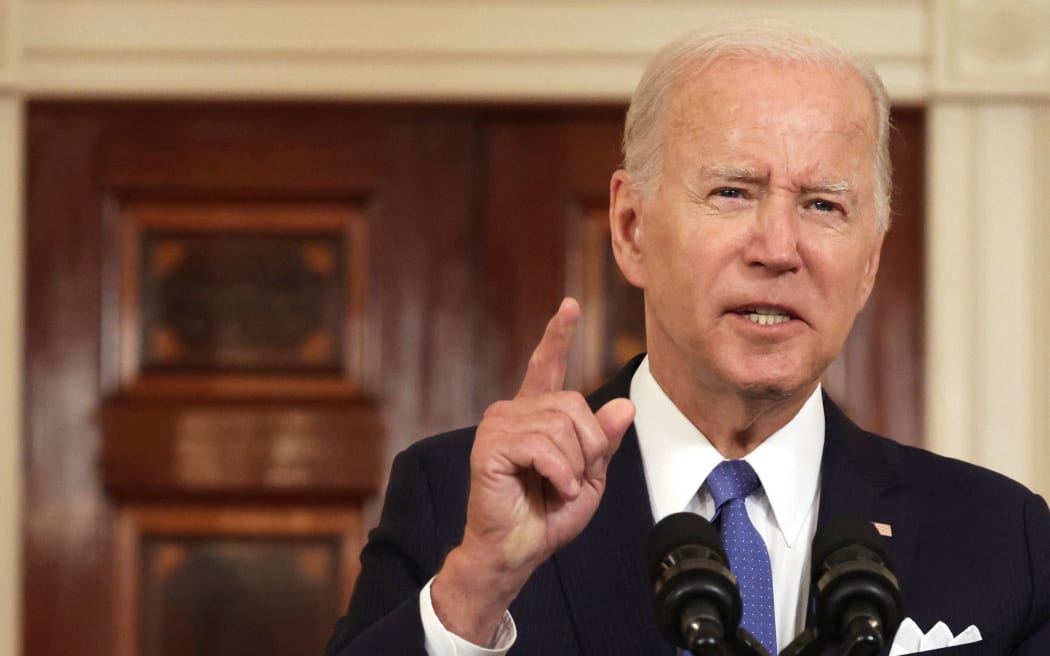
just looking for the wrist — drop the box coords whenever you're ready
[431,545,528,645]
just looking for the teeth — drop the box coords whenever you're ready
[744,308,792,325]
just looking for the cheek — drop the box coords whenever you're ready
[646,224,717,289]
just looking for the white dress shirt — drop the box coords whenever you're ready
[420,355,825,654]
[632,356,824,651]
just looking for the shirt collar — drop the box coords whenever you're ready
[630,355,824,547]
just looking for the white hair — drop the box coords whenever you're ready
[623,20,893,232]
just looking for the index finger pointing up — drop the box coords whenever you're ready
[517,298,580,398]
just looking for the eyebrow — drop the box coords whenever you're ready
[801,180,855,196]
[702,166,768,184]
[702,166,856,199]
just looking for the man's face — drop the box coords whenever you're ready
[612,57,884,402]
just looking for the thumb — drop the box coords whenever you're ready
[595,397,635,455]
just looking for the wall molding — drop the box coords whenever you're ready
[1035,107,1050,495]
[20,0,928,101]
[0,94,23,656]
[0,0,15,88]
[932,0,1050,98]
[926,103,1047,491]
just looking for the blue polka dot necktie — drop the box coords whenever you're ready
[707,459,777,655]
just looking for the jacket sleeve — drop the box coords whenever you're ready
[323,447,444,656]
[1015,493,1050,655]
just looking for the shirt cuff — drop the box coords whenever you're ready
[419,576,517,656]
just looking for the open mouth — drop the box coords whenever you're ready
[736,307,795,326]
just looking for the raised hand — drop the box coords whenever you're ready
[430,298,636,645]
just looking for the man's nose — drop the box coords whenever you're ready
[745,196,803,274]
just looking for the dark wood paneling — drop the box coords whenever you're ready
[24,103,481,656]
[110,199,369,399]
[24,102,925,656]
[101,400,382,501]
[25,109,114,656]
[480,111,626,402]
[113,506,360,656]
[370,113,482,450]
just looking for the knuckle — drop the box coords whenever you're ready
[550,412,574,436]
[555,390,589,413]
[482,400,511,420]
[565,390,588,407]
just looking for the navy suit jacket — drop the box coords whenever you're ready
[325,356,1050,655]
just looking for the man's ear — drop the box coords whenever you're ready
[609,169,647,289]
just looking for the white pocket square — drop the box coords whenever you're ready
[889,618,982,654]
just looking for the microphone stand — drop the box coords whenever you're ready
[687,627,770,656]
[777,628,823,656]
[830,614,884,656]
[730,628,772,656]
[777,618,886,656]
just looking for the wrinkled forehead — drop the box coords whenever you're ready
[654,57,880,200]
[665,55,878,147]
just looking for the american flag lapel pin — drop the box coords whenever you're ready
[872,521,893,537]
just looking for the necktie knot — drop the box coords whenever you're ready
[707,459,761,510]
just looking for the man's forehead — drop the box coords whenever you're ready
[666,55,876,129]
[662,57,878,166]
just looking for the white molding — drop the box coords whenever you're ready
[0,0,14,88]
[926,104,978,463]
[0,10,20,656]
[20,0,928,101]
[926,102,1046,494]
[971,106,1038,485]
[932,0,1050,98]
[1035,107,1050,496]
[0,94,23,656]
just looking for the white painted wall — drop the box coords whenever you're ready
[2,1,1048,654]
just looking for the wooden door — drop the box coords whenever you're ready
[23,103,923,656]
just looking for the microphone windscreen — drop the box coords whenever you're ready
[647,512,727,579]
[812,514,890,571]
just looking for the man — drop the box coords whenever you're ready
[325,21,1050,656]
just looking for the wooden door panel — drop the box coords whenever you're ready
[479,110,627,401]
[114,506,360,656]
[24,103,478,656]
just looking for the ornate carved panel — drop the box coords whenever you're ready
[114,506,360,656]
[933,0,1050,96]
[114,200,368,399]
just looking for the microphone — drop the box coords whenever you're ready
[647,512,766,655]
[810,515,902,655]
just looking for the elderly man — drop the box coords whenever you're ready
[325,22,1050,656]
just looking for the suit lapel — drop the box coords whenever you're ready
[815,394,920,612]
[550,355,676,655]
[552,426,676,655]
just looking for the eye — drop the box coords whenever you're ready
[809,199,842,214]
[714,187,745,199]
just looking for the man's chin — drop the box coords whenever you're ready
[731,370,819,401]
[721,355,823,402]
[736,381,795,401]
